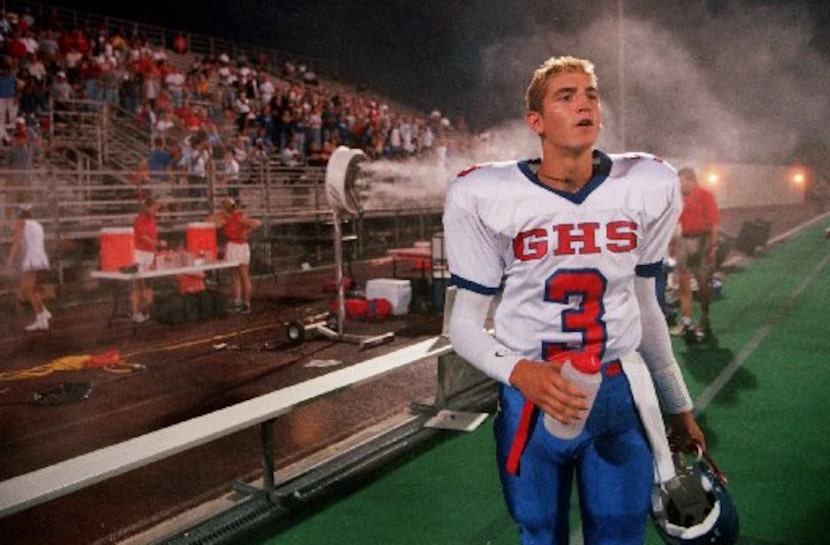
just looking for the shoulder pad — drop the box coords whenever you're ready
[610,152,675,179]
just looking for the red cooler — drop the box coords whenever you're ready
[186,222,218,260]
[100,227,135,272]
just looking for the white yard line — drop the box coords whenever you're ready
[695,252,828,412]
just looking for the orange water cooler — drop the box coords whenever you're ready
[99,227,135,271]
[186,222,218,260]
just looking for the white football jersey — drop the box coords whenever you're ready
[443,150,681,364]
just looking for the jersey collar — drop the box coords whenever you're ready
[518,150,612,204]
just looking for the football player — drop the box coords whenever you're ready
[444,56,705,544]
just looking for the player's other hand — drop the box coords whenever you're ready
[666,411,706,454]
[509,358,589,425]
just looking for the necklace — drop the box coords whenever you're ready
[538,171,573,185]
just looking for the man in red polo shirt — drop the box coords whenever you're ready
[671,167,720,339]
[131,197,167,322]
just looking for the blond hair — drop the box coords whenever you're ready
[525,56,598,113]
[16,203,33,219]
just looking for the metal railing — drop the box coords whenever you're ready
[0,163,444,249]
[1,165,326,238]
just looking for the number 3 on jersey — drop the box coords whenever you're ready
[542,269,608,361]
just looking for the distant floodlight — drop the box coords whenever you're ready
[792,172,805,185]
[705,171,720,186]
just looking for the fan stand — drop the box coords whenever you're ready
[296,209,394,350]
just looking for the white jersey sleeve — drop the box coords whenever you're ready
[636,276,693,413]
[447,287,522,385]
[609,153,682,277]
[442,163,511,294]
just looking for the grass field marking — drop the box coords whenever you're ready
[694,252,829,413]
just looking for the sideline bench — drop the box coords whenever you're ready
[0,335,452,518]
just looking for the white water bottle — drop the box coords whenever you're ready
[544,352,603,439]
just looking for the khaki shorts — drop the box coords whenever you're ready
[135,249,156,272]
[674,235,714,275]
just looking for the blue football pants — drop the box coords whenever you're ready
[494,369,653,545]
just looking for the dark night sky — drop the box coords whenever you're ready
[48,0,830,167]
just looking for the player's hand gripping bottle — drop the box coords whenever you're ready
[544,352,602,439]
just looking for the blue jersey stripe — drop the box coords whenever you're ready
[450,274,500,295]
[635,261,664,278]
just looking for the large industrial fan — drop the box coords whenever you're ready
[285,147,394,349]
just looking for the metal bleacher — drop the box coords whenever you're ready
[1,2,447,305]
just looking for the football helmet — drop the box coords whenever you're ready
[651,446,739,545]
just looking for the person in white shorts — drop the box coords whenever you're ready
[208,198,261,313]
[4,204,51,331]
[131,197,167,322]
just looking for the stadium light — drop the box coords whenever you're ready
[791,171,806,186]
[787,162,809,188]
[704,169,720,187]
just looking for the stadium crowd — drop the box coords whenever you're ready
[0,4,463,186]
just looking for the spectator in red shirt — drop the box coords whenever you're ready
[207,198,260,314]
[172,33,188,54]
[7,31,27,62]
[79,54,102,103]
[71,28,89,56]
[671,167,721,339]
[131,197,167,322]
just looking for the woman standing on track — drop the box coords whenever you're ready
[208,197,261,314]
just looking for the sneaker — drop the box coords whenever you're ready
[130,312,148,323]
[690,323,713,343]
[25,316,49,331]
[682,327,701,344]
[238,302,251,314]
[669,323,687,337]
[227,300,243,313]
[40,309,53,321]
